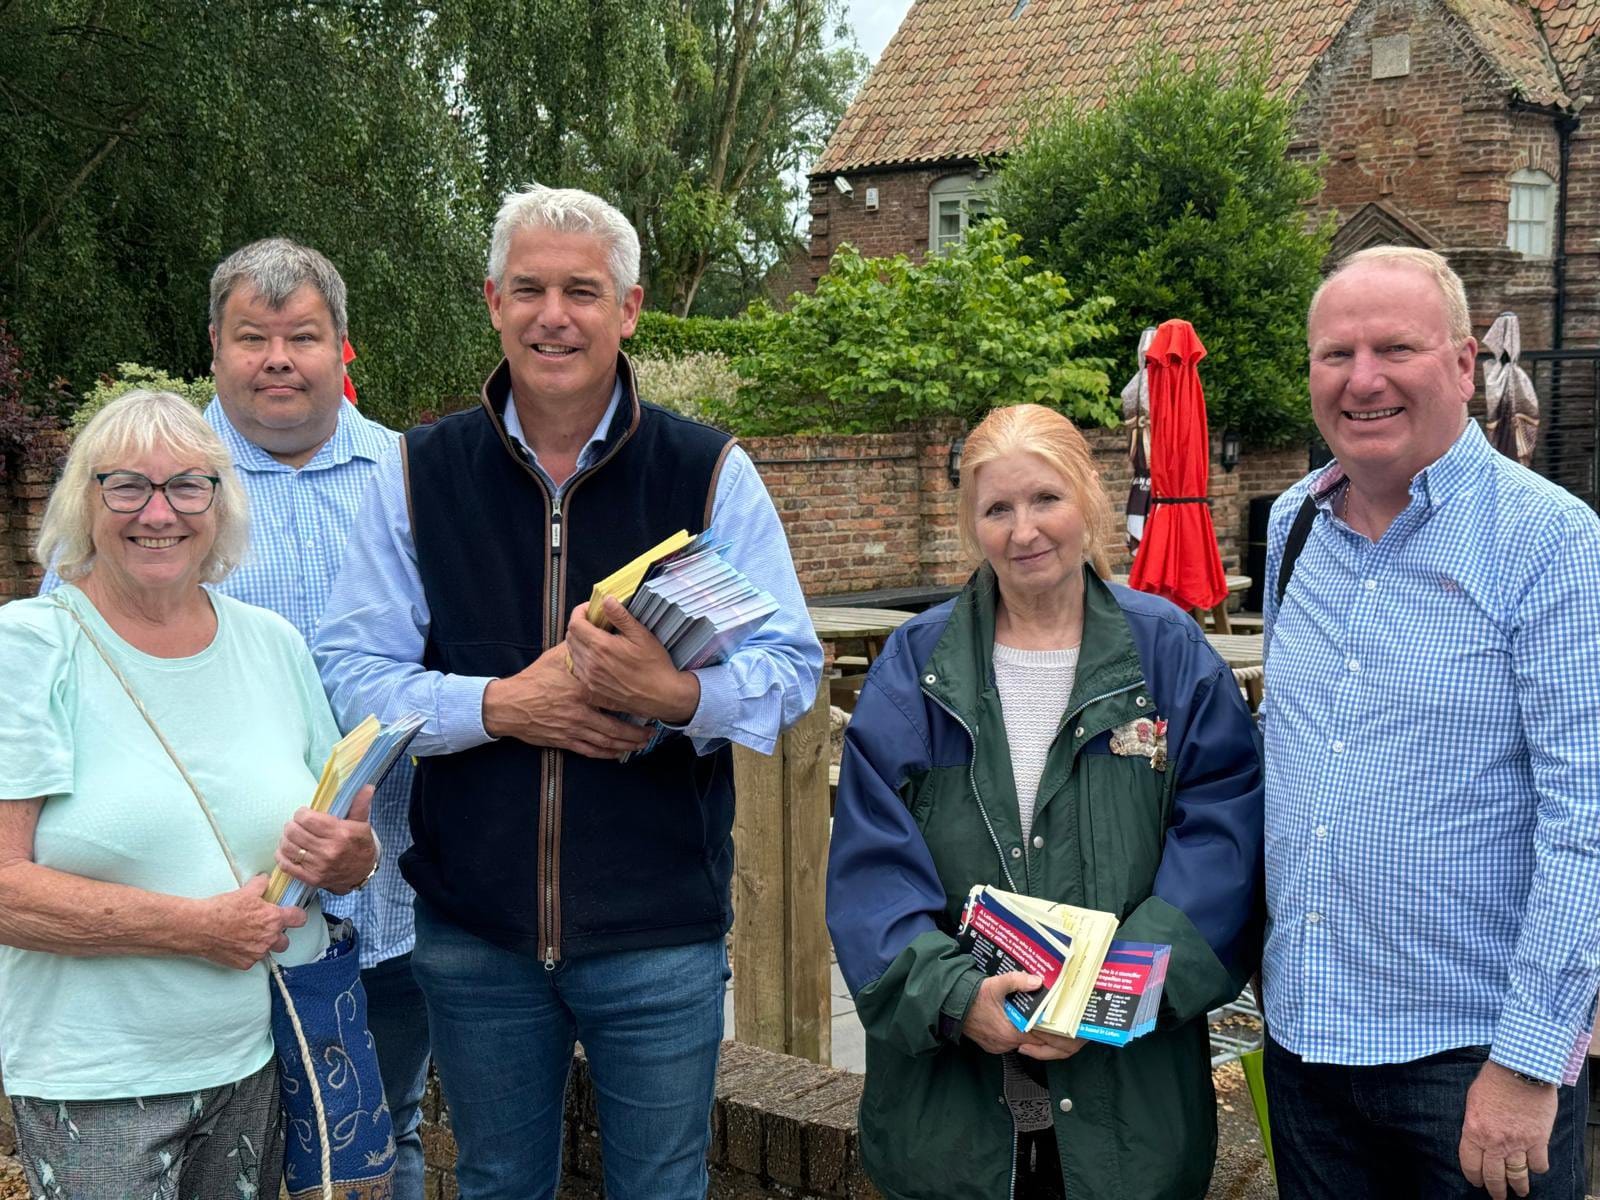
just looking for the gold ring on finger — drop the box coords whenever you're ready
[1506,1164,1530,1176]
[296,846,307,866]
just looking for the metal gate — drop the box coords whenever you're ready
[1507,347,1600,513]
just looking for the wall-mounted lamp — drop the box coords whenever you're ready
[947,437,966,487]
[1220,428,1241,473]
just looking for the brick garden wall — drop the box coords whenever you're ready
[0,426,1302,607]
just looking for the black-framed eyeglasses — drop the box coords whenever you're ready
[94,471,221,514]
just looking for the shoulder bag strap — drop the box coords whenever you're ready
[1275,496,1320,608]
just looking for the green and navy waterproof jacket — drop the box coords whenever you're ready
[826,564,1264,1200]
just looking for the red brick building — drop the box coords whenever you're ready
[794,0,1598,350]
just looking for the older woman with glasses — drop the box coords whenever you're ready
[0,390,378,1199]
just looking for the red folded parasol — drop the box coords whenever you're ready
[1127,319,1228,612]
[342,336,359,405]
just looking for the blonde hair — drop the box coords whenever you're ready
[1311,246,1472,344]
[957,404,1114,580]
[37,389,249,584]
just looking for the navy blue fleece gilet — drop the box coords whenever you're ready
[399,358,736,960]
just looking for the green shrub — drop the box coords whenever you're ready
[629,311,765,361]
[631,352,746,424]
[993,46,1329,445]
[713,219,1116,435]
[70,364,214,437]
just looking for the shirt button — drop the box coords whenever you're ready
[1308,912,1322,924]
[1347,659,1360,673]
[1331,740,1345,753]
[1059,1098,1073,1113]
[1011,847,1023,860]
[1315,825,1328,839]
[1364,579,1377,591]
[1032,835,1044,849]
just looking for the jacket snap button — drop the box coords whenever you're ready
[1075,726,1086,738]
[1032,835,1044,849]
[1059,1098,1073,1113]
[1135,696,1147,708]
[1010,847,1022,859]
[924,673,937,685]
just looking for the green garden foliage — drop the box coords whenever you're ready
[629,311,765,361]
[0,322,63,480]
[630,352,747,423]
[1,0,862,428]
[714,220,1116,435]
[69,365,215,437]
[993,47,1330,445]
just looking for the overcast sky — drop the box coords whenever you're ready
[845,0,915,63]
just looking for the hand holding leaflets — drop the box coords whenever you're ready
[956,884,1170,1048]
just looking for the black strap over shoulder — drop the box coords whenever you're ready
[1275,495,1319,608]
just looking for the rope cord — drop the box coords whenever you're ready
[54,597,335,1200]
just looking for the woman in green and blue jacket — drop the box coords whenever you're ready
[827,404,1264,1200]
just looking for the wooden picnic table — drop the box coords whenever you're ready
[1206,632,1265,709]
[807,605,916,654]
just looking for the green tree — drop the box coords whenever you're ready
[716,219,1116,435]
[435,0,866,316]
[993,47,1329,444]
[0,0,491,430]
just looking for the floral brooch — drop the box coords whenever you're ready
[1110,716,1168,772]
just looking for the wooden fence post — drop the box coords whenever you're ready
[732,681,832,1065]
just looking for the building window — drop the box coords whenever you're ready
[929,174,993,253]
[1507,168,1555,258]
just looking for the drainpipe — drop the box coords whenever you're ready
[1555,110,1577,349]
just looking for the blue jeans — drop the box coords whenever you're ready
[410,900,729,1200]
[1265,1036,1588,1199]
[362,951,431,1200]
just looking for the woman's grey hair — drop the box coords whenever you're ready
[209,238,349,338]
[1311,245,1472,344]
[37,390,249,585]
[487,185,641,299]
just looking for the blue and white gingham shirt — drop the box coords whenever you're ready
[1261,419,1600,1081]
[45,399,414,968]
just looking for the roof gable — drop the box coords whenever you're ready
[818,0,1587,176]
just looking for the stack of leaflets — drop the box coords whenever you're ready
[955,884,1169,1046]
[586,529,780,758]
[266,711,425,910]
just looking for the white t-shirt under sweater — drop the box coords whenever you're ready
[992,642,1079,840]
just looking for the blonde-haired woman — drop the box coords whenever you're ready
[827,403,1263,1199]
[0,390,377,1199]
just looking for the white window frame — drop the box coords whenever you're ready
[1507,168,1555,259]
[929,174,994,253]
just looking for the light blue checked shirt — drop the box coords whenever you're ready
[1261,419,1600,1082]
[313,382,822,760]
[42,398,414,968]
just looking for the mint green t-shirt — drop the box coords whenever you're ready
[0,585,339,1099]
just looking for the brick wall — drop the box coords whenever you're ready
[1293,0,1562,344]
[0,427,1301,608]
[0,434,63,605]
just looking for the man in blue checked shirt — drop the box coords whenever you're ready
[42,238,432,1200]
[313,184,822,1200]
[1262,245,1600,1200]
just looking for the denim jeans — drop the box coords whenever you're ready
[362,951,431,1200]
[410,900,729,1200]
[1265,1036,1588,1199]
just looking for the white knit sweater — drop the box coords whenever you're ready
[992,641,1079,841]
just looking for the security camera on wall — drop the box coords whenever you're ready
[833,175,853,196]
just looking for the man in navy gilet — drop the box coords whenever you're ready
[313,185,822,1199]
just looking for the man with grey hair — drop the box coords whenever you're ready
[1261,245,1600,1199]
[314,185,821,1198]
[43,236,433,1200]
